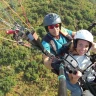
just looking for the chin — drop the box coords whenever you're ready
[79,53,85,56]
[55,33,59,36]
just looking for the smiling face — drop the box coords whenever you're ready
[76,39,90,55]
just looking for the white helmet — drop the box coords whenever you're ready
[74,29,93,50]
[74,29,93,43]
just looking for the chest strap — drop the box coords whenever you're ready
[42,31,72,56]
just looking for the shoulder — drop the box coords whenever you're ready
[42,34,52,43]
[42,34,51,48]
[42,40,50,47]
[42,40,50,52]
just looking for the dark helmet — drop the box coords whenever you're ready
[43,13,61,26]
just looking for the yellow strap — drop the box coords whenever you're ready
[60,26,68,36]
[60,26,73,40]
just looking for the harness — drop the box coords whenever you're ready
[42,32,72,56]
[63,53,96,95]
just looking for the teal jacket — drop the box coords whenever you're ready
[42,27,72,56]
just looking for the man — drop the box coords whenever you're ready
[42,13,75,73]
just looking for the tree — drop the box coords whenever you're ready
[64,16,73,25]
[75,11,82,20]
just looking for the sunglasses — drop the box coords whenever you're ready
[48,24,59,29]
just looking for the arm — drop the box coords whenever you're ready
[42,54,53,69]
[42,41,57,69]
[42,38,61,70]
[42,40,54,69]
[42,53,61,71]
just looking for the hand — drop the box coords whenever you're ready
[42,54,53,69]
[68,70,82,84]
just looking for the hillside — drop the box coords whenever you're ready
[0,0,96,96]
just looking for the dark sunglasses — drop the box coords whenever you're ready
[69,70,77,75]
[48,24,59,29]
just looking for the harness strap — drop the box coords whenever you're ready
[59,30,72,41]
[50,40,58,55]
[42,34,58,55]
[42,29,72,56]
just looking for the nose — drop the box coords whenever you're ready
[53,27,59,31]
[81,46,85,50]
[80,45,86,50]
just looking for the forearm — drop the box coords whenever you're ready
[42,54,61,71]
[42,54,53,69]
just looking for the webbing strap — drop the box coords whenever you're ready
[50,40,57,55]
[59,29,73,41]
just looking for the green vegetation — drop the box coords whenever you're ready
[0,0,95,96]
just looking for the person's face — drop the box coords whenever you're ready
[48,24,60,37]
[76,40,89,56]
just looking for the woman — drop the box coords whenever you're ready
[53,29,95,96]
[62,29,96,96]
[68,29,95,81]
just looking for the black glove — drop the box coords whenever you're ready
[59,41,72,55]
[51,60,62,71]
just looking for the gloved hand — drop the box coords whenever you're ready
[51,57,62,71]
[59,41,72,55]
